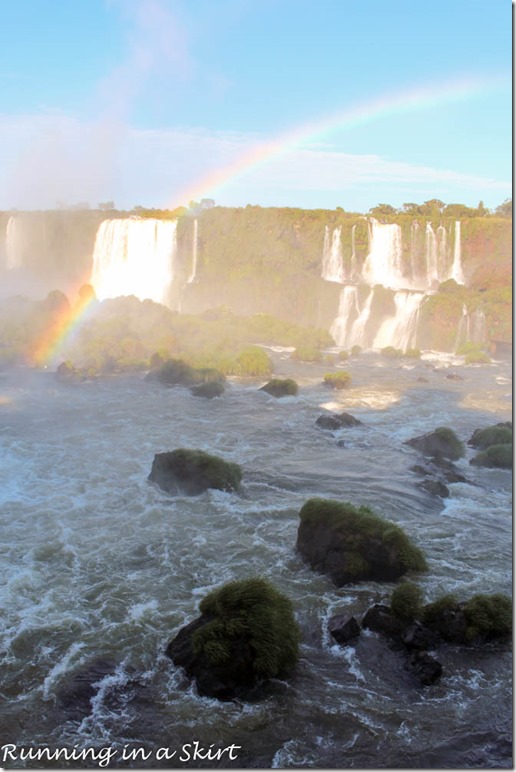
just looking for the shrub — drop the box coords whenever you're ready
[402,348,421,359]
[390,582,423,623]
[260,378,298,397]
[323,371,352,389]
[470,443,512,469]
[381,346,403,358]
[337,350,349,361]
[291,345,322,363]
[463,593,512,643]
[231,346,272,376]
[351,345,362,356]
[421,594,459,628]
[468,423,512,449]
[193,578,300,677]
[465,351,491,365]
[149,357,197,386]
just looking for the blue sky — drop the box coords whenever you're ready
[0,0,511,212]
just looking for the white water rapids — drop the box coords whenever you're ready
[0,351,511,768]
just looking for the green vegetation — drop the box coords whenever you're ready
[192,578,300,677]
[380,346,402,358]
[464,350,491,365]
[299,498,427,579]
[190,381,225,399]
[422,594,459,628]
[291,345,323,362]
[468,423,512,449]
[260,378,298,397]
[323,371,352,389]
[434,427,465,460]
[470,443,512,469]
[390,582,423,623]
[351,345,362,356]
[151,448,242,493]
[462,594,512,643]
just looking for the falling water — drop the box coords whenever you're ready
[330,286,360,346]
[373,291,425,350]
[90,218,178,306]
[5,216,22,270]
[425,223,439,286]
[361,219,405,289]
[436,225,448,279]
[450,221,465,284]
[187,220,198,284]
[321,226,344,283]
[350,224,358,281]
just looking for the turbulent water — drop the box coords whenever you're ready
[0,352,512,769]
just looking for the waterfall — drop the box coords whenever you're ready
[436,225,448,279]
[450,221,465,284]
[187,219,198,283]
[331,288,375,348]
[90,218,178,306]
[425,223,439,286]
[350,224,359,281]
[373,291,424,351]
[471,308,486,344]
[361,219,405,289]
[6,216,22,270]
[321,226,344,283]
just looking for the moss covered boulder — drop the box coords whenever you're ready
[470,443,512,469]
[422,592,512,645]
[149,448,242,495]
[165,578,300,699]
[296,498,427,586]
[190,381,225,399]
[323,371,352,389]
[259,378,298,397]
[315,411,362,431]
[404,426,465,460]
[468,422,512,450]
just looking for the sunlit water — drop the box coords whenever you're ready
[0,352,511,769]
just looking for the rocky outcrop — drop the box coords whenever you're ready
[149,448,242,495]
[190,381,225,399]
[296,498,427,586]
[166,578,300,700]
[328,614,361,646]
[468,422,512,469]
[259,378,298,397]
[315,412,362,431]
[404,426,465,460]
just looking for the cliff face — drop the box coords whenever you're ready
[0,206,511,351]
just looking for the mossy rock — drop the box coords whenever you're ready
[323,371,352,389]
[259,378,298,397]
[468,423,512,449]
[166,578,300,699]
[296,497,427,586]
[464,351,491,365]
[190,381,225,399]
[422,592,512,645]
[405,426,465,461]
[380,346,403,358]
[149,448,242,495]
[470,443,512,469]
[291,346,322,363]
[147,358,198,386]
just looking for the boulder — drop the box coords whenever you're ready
[328,615,361,646]
[361,604,404,641]
[149,448,242,495]
[166,578,300,700]
[315,412,362,431]
[401,622,441,651]
[404,426,465,460]
[470,444,512,469]
[259,378,298,397]
[190,381,225,399]
[418,479,450,498]
[296,498,427,586]
[406,651,443,686]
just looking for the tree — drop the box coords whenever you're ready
[401,203,423,215]
[98,201,115,211]
[495,198,512,218]
[369,203,398,218]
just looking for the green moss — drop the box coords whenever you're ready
[434,426,465,460]
[402,348,421,359]
[232,346,272,376]
[351,345,362,356]
[469,423,512,449]
[193,578,300,678]
[323,371,352,389]
[470,443,512,469]
[380,346,403,358]
[463,593,512,643]
[421,594,459,627]
[299,498,427,575]
[160,448,242,492]
[464,351,491,365]
[190,381,225,399]
[291,345,322,363]
[391,582,423,623]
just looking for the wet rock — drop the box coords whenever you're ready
[259,378,298,397]
[190,381,225,399]
[149,448,242,495]
[328,614,361,646]
[57,659,142,720]
[406,650,443,686]
[418,479,450,498]
[404,426,465,460]
[361,604,404,641]
[315,412,362,431]
[468,422,512,449]
[402,622,441,650]
[445,372,464,381]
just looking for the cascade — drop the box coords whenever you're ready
[410,221,420,284]
[471,308,486,344]
[425,223,439,286]
[373,291,425,351]
[454,304,486,351]
[436,225,448,279]
[350,224,359,281]
[454,304,470,351]
[450,221,465,284]
[90,218,177,306]
[330,286,360,346]
[187,219,198,283]
[321,226,344,283]
[5,216,22,270]
[361,219,405,289]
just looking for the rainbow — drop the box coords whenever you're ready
[30,284,97,367]
[167,74,505,208]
